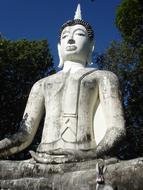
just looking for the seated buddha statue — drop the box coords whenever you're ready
[0,4,125,163]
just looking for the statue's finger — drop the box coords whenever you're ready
[48,148,64,155]
[60,149,74,155]
[29,150,36,157]
[49,149,75,156]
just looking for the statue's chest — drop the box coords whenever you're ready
[62,73,97,115]
[44,70,97,107]
[63,75,97,100]
[42,71,98,145]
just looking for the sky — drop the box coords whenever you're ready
[0,0,122,67]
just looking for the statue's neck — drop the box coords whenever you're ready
[62,61,86,73]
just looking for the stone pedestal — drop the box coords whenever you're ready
[0,157,143,190]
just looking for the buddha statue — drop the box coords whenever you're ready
[0,4,125,163]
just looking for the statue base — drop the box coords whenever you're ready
[0,157,143,190]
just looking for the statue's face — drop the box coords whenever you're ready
[59,24,93,64]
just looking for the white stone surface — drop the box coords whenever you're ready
[74,4,82,20]
[94,102,107,145]
[58,24,94,68]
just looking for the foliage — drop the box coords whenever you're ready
[116,0,143,48]
[115,0,143,158]
[95,41,143,159]
[0,38,55,159]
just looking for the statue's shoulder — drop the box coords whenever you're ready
[33,71,63,86]
[92,69,118,82]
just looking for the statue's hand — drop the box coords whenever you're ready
[0,138,11,158]
[48,148,97,162]
[0,138,8,150]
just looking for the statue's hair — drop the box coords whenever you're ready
[59,19,94,41]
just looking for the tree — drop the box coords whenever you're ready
[115,0,143,158]
[0,38,55,159]
[116,0,143,48]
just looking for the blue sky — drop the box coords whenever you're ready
[0,0,122,66]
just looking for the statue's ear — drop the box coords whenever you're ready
[87,41,95,65]
[92,43,95,52]
[58,43,64,68]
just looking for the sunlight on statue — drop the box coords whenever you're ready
[0,4,126,163]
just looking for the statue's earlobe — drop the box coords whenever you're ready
[87,42,95,65]
[58,43,64,68]
[92,44,95,52]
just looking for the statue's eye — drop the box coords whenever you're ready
[62,34,68,39]
[74,32,86,37]
[77,33,85,36]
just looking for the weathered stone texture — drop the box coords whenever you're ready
[0,157,143,190]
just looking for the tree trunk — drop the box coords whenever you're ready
[0,157,143,190]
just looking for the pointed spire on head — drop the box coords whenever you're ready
[59,3,94,41]
[58,3,95,68]
[74,4,82,20]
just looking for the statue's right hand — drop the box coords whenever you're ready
[0,138,11,158]
[0,138,10,149]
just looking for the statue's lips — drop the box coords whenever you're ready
[66,45,77,51]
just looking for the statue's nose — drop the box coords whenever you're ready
[68,39,75,44]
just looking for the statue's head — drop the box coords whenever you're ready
[58,4,95,68]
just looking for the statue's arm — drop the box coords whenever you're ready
[0,80,44,158]
[96,72,126,157]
